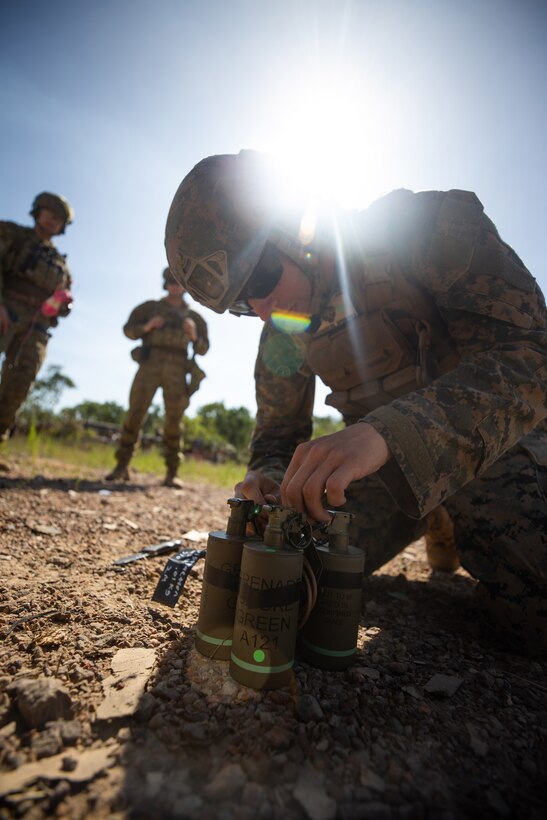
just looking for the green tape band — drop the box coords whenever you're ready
[301,637,356,657]
[196,630,232,647]
[230,653,293,674]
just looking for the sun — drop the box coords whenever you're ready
[257,68,398,212]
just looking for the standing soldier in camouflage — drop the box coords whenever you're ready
[0,192,74,471]
[165,151,547,654]
[106,267,209,487]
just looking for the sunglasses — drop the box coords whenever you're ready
[230,244,283,316]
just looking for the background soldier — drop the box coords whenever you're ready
[106,267,209,487]
[165,150,547,654]
[0,192,74,471]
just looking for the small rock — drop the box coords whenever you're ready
[8,677,73,728]
[136,692,157,722]
[293,764,337,820]
[258,710,276,726]
[466,722,489,757]
[203,762,247,800]
[423,674,463,698]
[31,726,62,759]
[183,722,208,743]
[296,694,324,722]
[61,756,78,772]
[401,685,421,700]
[56,719,84,746]
[385,661,407,674]
[356,666,380,682]
[360,766,386,793]
[388,717,404,735]
[145,771,164,797]
[0,721,17,738]
[174,795,204,816]
[265,725,292,750]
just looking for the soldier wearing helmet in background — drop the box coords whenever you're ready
[105,267,209,488]
[0,192,74,471]
[165,150,547,655]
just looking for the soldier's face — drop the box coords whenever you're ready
[35,208,65,237]
[248,256,312,321]
[166,282,185,296]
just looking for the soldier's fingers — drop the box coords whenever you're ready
[282,456,340,521]
[281,439,320,492]
[234,473,269,504]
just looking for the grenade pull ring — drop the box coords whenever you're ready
[262,505,312,550]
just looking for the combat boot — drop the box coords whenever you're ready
[425,505,460,572]
[105,463,130,482]
[163,466,183,489]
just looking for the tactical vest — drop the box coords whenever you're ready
[146,307,189,353]
[307,257,460,419]
[147,326,189,352]
[2,225,70,309]
[305,189,487,419]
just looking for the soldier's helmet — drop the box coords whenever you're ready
[31,192,74,233]
[165,151,292,315]
[162,266,181,289]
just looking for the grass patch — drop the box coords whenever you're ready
[3,434,243,490]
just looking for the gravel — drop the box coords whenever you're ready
[0,455,545,819]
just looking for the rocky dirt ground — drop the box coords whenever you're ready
[0,455,546,820]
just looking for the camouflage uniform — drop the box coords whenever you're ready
[0,221,72,440]
[113,297,209,475]
[248,190,547,654]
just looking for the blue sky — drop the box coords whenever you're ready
[1,0,546,417]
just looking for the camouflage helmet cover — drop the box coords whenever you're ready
[162,266,180,288]
[31,192,74,233]
[165,151,284,314]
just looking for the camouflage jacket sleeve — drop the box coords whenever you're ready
[189,309,210,356]
[248,323,315,484]
[0,221,24,300]
[364,190,547,518]
[122,301,158,340]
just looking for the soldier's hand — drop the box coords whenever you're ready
[143,316,165,333]
[183,317,197,342]
[280,423,391,522]
[234,471,281,536]
[234,470,281,506]
[0,304,10,335]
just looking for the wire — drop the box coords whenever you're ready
[297,555,318,630]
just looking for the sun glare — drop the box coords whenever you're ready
[259,69,398,213]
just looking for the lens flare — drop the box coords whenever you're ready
[271,310,312,334]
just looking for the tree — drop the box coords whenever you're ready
[66,400,126,426]
[312,414,344,439]
[142,403,164,436]
[20,364,76,423]
[194,403,254,452]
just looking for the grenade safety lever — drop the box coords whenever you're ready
[261,504,312,550]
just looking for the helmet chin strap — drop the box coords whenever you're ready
[269,228,335,332]
[305,249,336,333]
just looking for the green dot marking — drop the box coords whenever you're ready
[253,649,266,663]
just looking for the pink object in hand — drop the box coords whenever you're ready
[40,290,73,317]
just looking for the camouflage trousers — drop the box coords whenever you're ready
[115,350,189,471]
[0,304,49,440]
[344,441,547,655]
